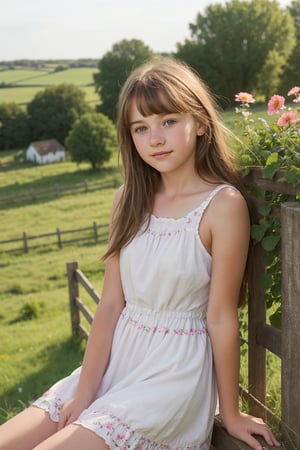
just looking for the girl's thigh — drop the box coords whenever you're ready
[0,406,57,450]
[33,423,109,450]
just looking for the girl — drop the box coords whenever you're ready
[0,58,280,450]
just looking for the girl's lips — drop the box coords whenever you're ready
[151,151,172,159]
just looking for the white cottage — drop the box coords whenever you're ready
[26,139,66,165]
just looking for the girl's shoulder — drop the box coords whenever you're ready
[206,185,249,231]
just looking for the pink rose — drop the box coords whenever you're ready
[268,95,285,115]
[277,111,297,126]
[235,92,255,104]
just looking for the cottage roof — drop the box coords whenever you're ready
[30,139,65,156]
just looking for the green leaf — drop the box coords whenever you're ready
[251,220,269,242]
[283,165,300,187]
[265,152,278,165]
[262,235,280,251]
[269,306,281,329]
[262,251,276,267]
[263,162,279,179]
[259,272,273,290]
[258,203,272,216]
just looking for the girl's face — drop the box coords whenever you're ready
[128,98,206,176]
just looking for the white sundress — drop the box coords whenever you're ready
[33,185,232,449]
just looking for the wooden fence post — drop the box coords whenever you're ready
[56,228,62,248]
[247,242,267,416]
[281,202,300,433]
[93,221,98,243]
[67,260,80,337]
[23,231,28,253]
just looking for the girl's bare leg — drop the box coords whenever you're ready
[33,423,109,450]
[0,406,57,450]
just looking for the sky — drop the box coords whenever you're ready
[0,0,292,61]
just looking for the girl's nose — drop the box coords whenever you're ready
[150,130,165,146]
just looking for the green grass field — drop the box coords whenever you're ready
[0,153,122,422]
[0,67,99,107]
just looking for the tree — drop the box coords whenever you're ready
[94,39,155,122]
[66,112,117,170]
[280,0,300,94]
[175,0,296,105]
[0,103,30,150]
[27,84,90,144]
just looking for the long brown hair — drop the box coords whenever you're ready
[104,57,252,305]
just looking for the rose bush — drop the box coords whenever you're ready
[235,87,300,185]
[234,88,300,326]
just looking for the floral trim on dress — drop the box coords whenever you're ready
[32,390,63,422]
[121,312,207,337]
[75,410,211,450]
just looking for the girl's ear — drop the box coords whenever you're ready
[196,122,207,137]
[196,109,208,136]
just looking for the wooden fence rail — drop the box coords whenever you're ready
[0,178,120,208]
[66,169,300,450]
[0,222,109,253]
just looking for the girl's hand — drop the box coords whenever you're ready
[58,396,91,430]
[223,412,281,449]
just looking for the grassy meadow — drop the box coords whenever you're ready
[0,66,99,107]
[0,151,122,423]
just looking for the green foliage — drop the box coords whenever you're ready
[280,0,300,93]
[27,84,91,144]
[66,112,118,170]
[0,102,30,150]
[235,89,300,327]
[94,39,155,122]
[175,0,296,105]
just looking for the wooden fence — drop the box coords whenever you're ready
[66,169,300,450]
[0,222,109,253]
[0,178,120,208]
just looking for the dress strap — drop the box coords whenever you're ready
[194,184,238,228]
[202,184,236,210]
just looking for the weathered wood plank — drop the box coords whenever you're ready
[256,323,281,358]
[67,260,80,336]
[281,202,300,433]
[212,416,274,449]
[245,169,299,195]
[248,243,266,411]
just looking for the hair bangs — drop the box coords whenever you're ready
[132,81,187,118]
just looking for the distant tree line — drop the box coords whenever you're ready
[0,59,98,70]
[0,0,299,169]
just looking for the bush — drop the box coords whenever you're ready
[66,112,117,169]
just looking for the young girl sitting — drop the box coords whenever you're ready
[0,58,280,450]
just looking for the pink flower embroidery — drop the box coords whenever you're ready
[277,111,297,126]
[267,95,285,115]
[105,422,114,429]
[235,92,255,105]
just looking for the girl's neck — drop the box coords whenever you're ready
[158,171,214,197]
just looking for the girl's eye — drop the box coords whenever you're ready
[134,126,147,133]
[164,119,176,127]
